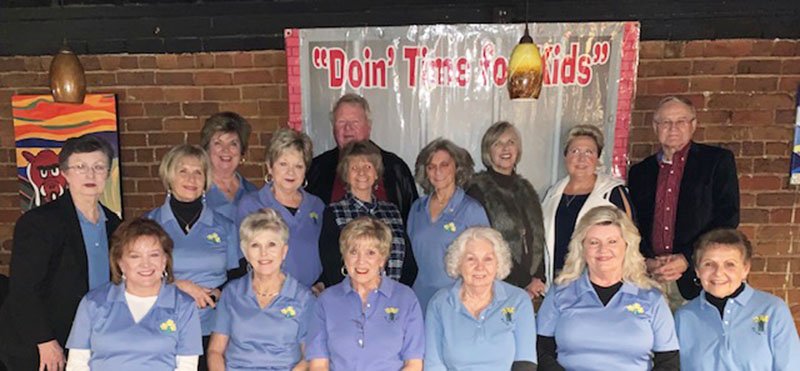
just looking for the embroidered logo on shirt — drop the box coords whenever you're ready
[625,302,645,315]
[752,315,769,333]
[309,211,319,222]
[281,306,297,318]
[502,307,515,323]
[206,232,221,243]
[159,319,177,333]
[443,222,457,233]
[385,306,399,321]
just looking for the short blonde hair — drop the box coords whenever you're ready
[337,141,384,187]
[414,138,475,194]
[339,216,392,261]
[563,124,604,157]
[239,208,290,256]
[267,128,313,169]
[480,121,522,169]
[555,206,658,289]
[159,144,213,192]
[445,227,512,280]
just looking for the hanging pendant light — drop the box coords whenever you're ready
[49,46,86,104]
[508,23,544,100]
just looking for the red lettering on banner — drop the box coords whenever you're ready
[313,46,396,89]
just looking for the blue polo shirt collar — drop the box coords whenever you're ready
[698,283,754,311]
[76,204,107,225]
[445,279,509,309]
[107,281,176,309]
[576,271,639,300]
[422,187,466,216]
[241,272,302,302]
[157,195,213,227]
[340,276,394,298]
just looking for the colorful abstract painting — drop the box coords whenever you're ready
[12,94,122,216]
[792,86,800,185]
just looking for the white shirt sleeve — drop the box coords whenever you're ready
[175,355,199,371]
[65,348,91,371]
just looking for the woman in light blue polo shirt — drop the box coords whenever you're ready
[207,208,315,371]
[407,138,489,311]
[425,226,537,371]
[536,206,679,371]
[675,228,800,371]
[200,112,258,223]
[307,217,424,371]
[238,128,325,289]
[66,218,203,371]
[148,145,241,371]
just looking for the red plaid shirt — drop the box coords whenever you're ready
[652,143,691,256]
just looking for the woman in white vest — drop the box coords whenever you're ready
[541,125,634,287]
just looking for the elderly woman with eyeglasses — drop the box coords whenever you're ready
[425,227,537,371]
[0,134,121,371]
[200,112,257,222]
[407,138,489,311]
[536,206,678,371]
[238,128,325,289]
[675,228,800,370]
[307,217,424,371]
[147,145,240,371]
[541,125,634,289]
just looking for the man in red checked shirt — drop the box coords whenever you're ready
[628,96,740,311]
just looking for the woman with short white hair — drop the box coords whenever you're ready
[425,226,537,371]
[536,206,678,371]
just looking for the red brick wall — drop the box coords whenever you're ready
[0,40,798,326]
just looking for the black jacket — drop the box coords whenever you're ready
[306,142,419,222]
[628,142,739,300]
[0,191,121,357]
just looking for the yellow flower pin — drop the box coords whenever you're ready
[206,232,221,243]
[625,303,645,315]
[501,306,515,322]
[280,306,297,318]
[443,222,457,233]
[385,306,399,321]
[309,212,319,220]
[753,314,769,333]
[159,319,177,333]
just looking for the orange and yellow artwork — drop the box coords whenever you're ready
[12,94,122,216]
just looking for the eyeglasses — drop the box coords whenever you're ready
[655,118,695,129]
[67,163,110,175]
[566,148,597,158]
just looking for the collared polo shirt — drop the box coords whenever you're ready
[206,173,257,223]
[675,284,800,371]
[77,204,110,290]
[537,272,678,371]
[213,273,315,371]
[424,279,537,370]
[66,282,203,371]
[238,184,325,288]
[406,187,489,311]
[306,277,425,370]
[148,197,240,335]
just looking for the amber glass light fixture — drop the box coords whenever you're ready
[49,47,86,103]
[507,23,544,100]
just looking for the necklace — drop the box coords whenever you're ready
[253,275,284,299]
[174,209,202,233]
[564,194,579,208]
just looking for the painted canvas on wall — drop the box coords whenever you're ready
[12,94,122,216]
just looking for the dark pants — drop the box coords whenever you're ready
[0,351,36,371]
[198,335,210,371]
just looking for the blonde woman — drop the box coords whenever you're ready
[536,206,678,371]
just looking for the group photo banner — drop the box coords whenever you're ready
[286,22,639,192]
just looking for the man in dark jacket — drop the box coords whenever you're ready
[306,93,418,222]
[628,96,740,309]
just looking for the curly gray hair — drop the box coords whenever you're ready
[445,227,512,280]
